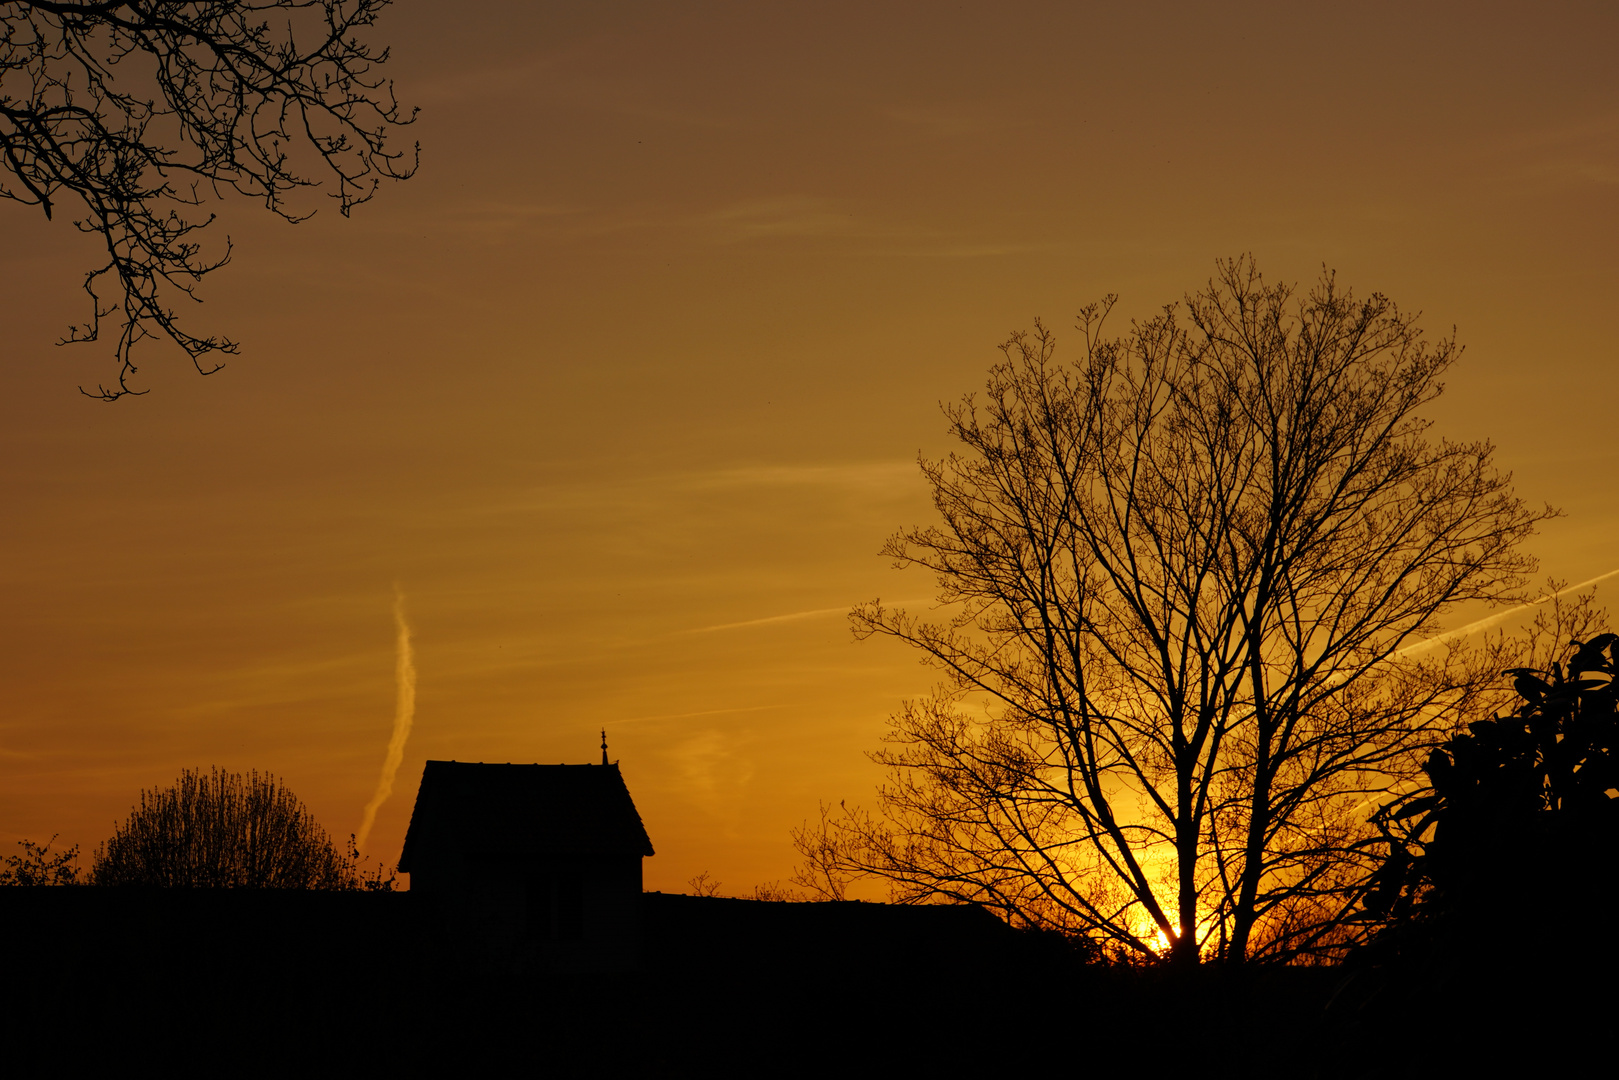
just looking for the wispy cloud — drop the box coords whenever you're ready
[701,196,855,242]
[393,185,1047,259]
[695,197,1049,258]
[687,461,918,492]
[1465,108,1619,196]
[1397,569,1619,658]
[866,241,1052,259]
[668,727,756,815]
[683,606,851,634]
[466,460,923,519]
[609,704,788,727]
[683,595,934,635]
[170,652,380,717]
[355,587,416,851]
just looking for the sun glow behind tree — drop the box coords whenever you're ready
[798,259,1552,964]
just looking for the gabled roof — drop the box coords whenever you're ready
[398,761,654,872]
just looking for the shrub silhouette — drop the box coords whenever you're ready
[0,836,82,886]
[93,767,358,889]
[1365,633,1619,925]
[1326,639,1619,1076]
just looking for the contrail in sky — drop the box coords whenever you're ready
[1395,567,1619,658]
[356,586,416,851]
[1340,568,1619,823]
[682,597,933,635]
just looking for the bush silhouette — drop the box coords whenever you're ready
[1327,642,1619,1075]
[93,767,359,889]
[1366,633,1619,926]
[0,836,83,886]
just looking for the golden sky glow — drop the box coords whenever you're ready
[3,1,1617,894]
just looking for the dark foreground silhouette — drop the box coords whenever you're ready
[4,888,1368,1075]
[6,888,1612,1076]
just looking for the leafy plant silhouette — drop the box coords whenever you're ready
[1364,633,1619,926]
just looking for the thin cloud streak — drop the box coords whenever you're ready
[355,587,416,851]
[684,606,852,634]
[1396,568,1619,658]
[684,596,933,634]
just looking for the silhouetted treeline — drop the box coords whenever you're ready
[4,888,1337,1074]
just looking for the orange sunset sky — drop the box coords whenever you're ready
[2,1,1617,894]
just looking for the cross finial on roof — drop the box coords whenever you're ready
[601,728,609,766]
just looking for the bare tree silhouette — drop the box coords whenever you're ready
[0,0,417,398]
[798,258,1552,965]
[686,870,723,897]
[93,766,361,888]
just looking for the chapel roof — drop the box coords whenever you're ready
[398,760,655,871]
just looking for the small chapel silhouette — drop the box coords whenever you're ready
[399,732,653,970]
